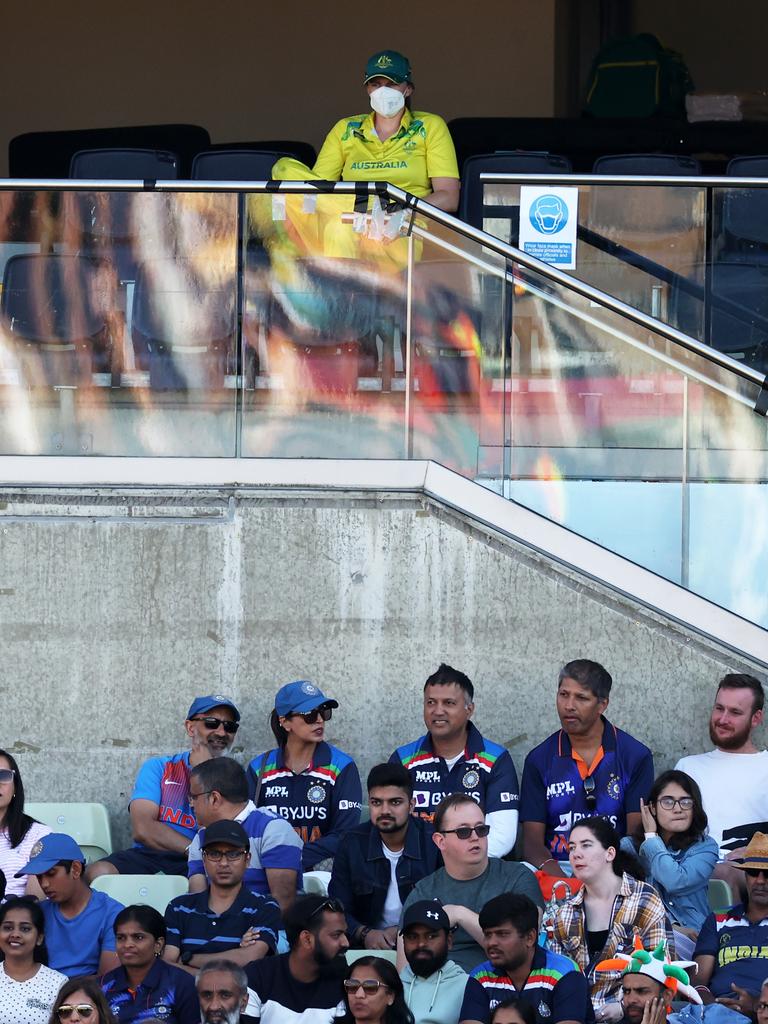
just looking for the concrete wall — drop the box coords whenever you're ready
[0,0,562,176]
[1,486,761,849]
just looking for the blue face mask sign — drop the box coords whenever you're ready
[519,186,579,268]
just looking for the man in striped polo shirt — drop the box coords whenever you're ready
[389,665,520,857]
[470,893,592,1024]
[188,758,303,914]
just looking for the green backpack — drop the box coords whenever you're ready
[584,33,694,118]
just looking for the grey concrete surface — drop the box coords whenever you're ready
[0,487,762,851]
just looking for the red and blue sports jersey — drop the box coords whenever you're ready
[519,718,654,861]
[247,741,362,870]
[389,722,519,821]
[130,751,196,846]
[102,958,199,1024]
[470,945,594,1023]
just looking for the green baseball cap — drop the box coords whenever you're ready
[364,50,412,85]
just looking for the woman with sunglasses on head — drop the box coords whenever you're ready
[0,748,51,898]
[342,957,414,1024]
[48,976,116,1024]
[100,905,199,1024]
[550,817,674,1023]
[623,770,717,954]
[0,897,67,1024]
[247,680,362,871]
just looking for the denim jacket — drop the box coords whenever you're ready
[633,833,719,931]
[328,815,442,939]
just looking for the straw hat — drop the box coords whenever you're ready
[733,832,768,872]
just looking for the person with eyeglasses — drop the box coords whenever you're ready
[100,904,199,1024]
[247,680,362,872]
[549,818,673,1022]
[520,660,654,879]
[245,893,350,1022]
[48,975,117,1024]
[0,896,67,1024]
[689,831,768,1022]
[164,820,280,983]
[390,665,520,858]
[0,748,51,899]
[87,695,241,884]
[621,771,718,943]
[343,956,415,1024]
[15,833,122,978]
[400,794,543,973]
[187,757,303,913]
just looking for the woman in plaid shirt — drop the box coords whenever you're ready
[550,817,674,1021]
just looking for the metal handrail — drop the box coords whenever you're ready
[1,177,766,396]
[477,173,768,187]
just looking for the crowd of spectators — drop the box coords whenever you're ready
[0,659,766,1024]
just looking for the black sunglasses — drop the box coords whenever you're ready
[307,898,344,921]
[288,705,333,725]
[191,716,239,735]
[583,775,597,812]
[439,824,491,840]
[744,868,768,878]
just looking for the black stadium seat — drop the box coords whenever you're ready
[69,148,180,179]
[191,150,293,180]
[593,153,701,175]
[459,151,572,230]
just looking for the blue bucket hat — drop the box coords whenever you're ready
[187,694,241,722]
[15,832,85,876]
[275,680,339,717]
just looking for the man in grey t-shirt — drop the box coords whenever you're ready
[399,794,543,973]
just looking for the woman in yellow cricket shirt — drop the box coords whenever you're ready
[274,49,460,211]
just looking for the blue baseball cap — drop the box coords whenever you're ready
[275,680,339,717]
[187,694,241,722]
[15,832,85,876]
[364,50,412,85]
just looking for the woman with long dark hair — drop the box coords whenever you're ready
[247,680,362,870]
[0,897,66,1024]
[100,905,198,1024]
[550,817,673,1022]
[342,957,414,1024]
[0,749,50,898]
[626,770,717,935]
[48,976,116,1024]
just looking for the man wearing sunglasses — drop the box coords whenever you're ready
[87,694,241,883]
[690,831,768,1022]
[400,794,543,973]
[188,758,303,914]
[390,664,520,858]
[164,820,281,980]
[246,893,349,1022]
[520,660,654,879]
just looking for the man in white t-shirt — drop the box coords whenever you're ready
[676,673,768,890]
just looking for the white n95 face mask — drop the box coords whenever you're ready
[370,85,406,118]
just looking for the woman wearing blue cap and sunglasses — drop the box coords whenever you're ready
[247,681,362,871]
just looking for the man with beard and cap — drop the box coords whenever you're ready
[400,899,487,1024]
[329,762,442,950]
[197,960,252,1024]
[245,894,349,1022]
[595,936,702,1024]
[470,893,592,1024]
[691,831,768,1021]
[676,674,768,893]
[88,694,241,881]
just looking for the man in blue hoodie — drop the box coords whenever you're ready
[400,900,487,1024]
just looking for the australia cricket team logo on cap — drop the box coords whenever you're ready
[376,54,394,69]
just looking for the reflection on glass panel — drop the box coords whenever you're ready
[241,192,408,458]
[505,257,768,624]
[407,217,506,488]
[0,189,238,456]
[480,182,706,340]
[710,186,768,375]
